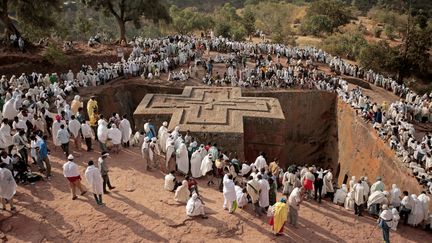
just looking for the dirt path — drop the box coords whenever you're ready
[1,144,431,242]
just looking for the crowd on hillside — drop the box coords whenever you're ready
[0,35,431,241]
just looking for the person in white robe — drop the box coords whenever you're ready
[223,175,237,213]
[108,124,122,154]
[68,115,81,150]
[97,119,109,153]
[254,153,267,171]
[344,190,355,210]
[378,204,393,243]
[176,142,189,175]
[408,194,424,226]
[165,141,176,172]
[141,137,150,171]
[165,135,174,152]
[175,180,190,203]
[186,192,207,218]
[361,177,370,197]
[258,175,270,210]
[2,98,18,120]
[390,208,400,231]
[236,185,248,208]
[390,184,401,209]
[171,126,180,140]
[0,166,16,211]
[85,160,104,205]
[174,134,184,150]
[333,184,348,205]
[0,121,13,152]
[323,169,334,199]
[158,121,168,152]
[164,172,178,192]
[190,148,203,178]
[367,191,389,216]
[119,115,132,147]
[200,154,214,184]
[417,191,430,223]
[353,180,366,216]
[52,116,63,147]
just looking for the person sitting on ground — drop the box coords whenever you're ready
[186,192,207,218]
[174,180,190,203]
[164,171,180,192]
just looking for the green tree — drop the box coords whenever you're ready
[0,0,62,38]
[83,0,171,43]
[303,0,352,34]
[241,8,255,36]
[74,10,94,40]
[301,14,333,36]
[358,41,399,73]
[170,6,214,34]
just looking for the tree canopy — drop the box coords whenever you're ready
[83,0,171,42]
[0,0,62,38]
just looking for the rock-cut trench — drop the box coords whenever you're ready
[88,83,422,194]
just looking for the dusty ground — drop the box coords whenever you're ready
[1,142,431,243]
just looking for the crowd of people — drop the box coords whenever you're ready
[0,34,431,242]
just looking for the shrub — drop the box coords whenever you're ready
[44,43,68,65]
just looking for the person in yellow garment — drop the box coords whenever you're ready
[269,198,288,236]
[87,96,98,119]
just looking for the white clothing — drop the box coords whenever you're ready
[236,185,248,208]
[68,119,81,138]
[119,119,132,143]
[333,184,348,204]
[190,149,203,178]
[164,173,176,191]
[85,165,103,195]
[176,143,189,175]
[223,179,236,209]
[200,154,213,176]
[63,161,80,177]
[0,168,16,200]
[258,179,270,208]
[353,183,366,205]
[254,155,267,171]
[108,127,122,145]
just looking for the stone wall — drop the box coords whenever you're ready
[243,90,338,169]
[336,100,422,194]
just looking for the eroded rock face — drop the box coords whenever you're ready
[337,100,422,194]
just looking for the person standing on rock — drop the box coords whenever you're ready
[81,120,94,152]
[223,174,237,214]
[353,180,366,216]
[119,115,132,147]
[141,137,150,171]
[288,186,304,228]
[370,176,385,194]
[98,152,115,194]
[87,96,98,120]
[246,175,261,217]
[68,115,81,151]
[57,124,70,156]
[85,160,104,205]
[62,155,87,200]
[378,204,393,243]
[0,163,17,211]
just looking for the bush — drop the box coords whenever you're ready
[214,22,231,38]
[321,30,368,60]
[372,26,383,38]
[44,43,68,65]
[384,25,396,40]
[301,14,333,36]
